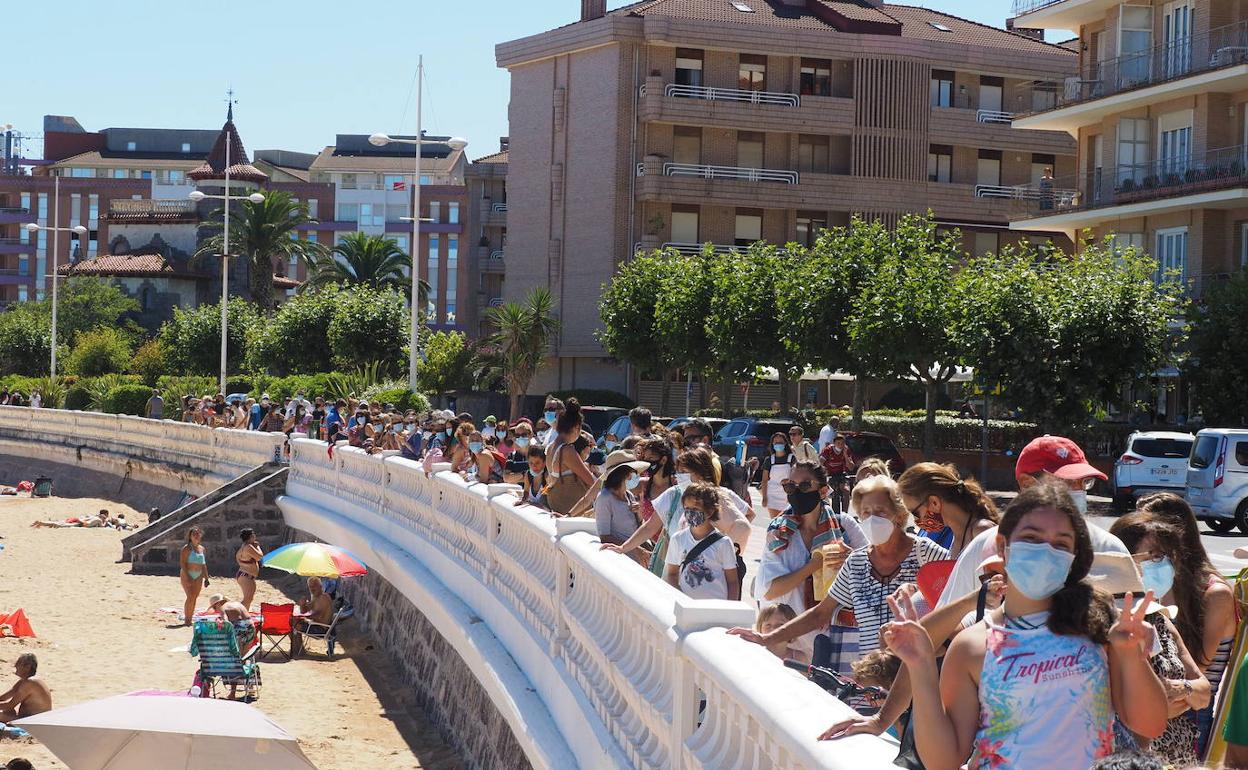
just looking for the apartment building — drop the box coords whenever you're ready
[497,0,1080,394]
[1009,0,1248,295]
[307,135,469,330]
[465,139,509,337]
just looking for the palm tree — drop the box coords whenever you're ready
[481,287,561,421]
[196,190,326,313]
[302,232,429,305]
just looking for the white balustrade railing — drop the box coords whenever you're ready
[974,183,1080,206]
[662,83,801,107]
[662,162,799,184]
[975,109,1015,124]
[282,437,897,770]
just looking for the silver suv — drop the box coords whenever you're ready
[1112,430,1193,512]
[1185,428,1248,533]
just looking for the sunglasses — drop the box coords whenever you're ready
[780,479,816,493]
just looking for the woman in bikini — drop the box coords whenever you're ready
[234,528,263,611]
[180,526,209,626]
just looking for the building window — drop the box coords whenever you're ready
[927,145,952,183]
[181,142,191,153]
[930,69,955,107]
[734,209,762,247]
[126,141,137,151]
[37,193,47,223]
[737,131,764,169]
[88,195,99,226]
[88,234,97,257]
[1155,227,1188,282]
[739,54,766,91]
[977,149,1003,187]
[673,126,702,166]
[113,169,128,179]
[797,135,830,174]
[19,226,28,244]
[796,212,827,247]
[800,59,832,97]
[18,256,28,276]
[306,199,318,218]
[393,235,407,255]
[337,203,359,222]
[69,167,95,178]
[1117,117,1150,185]
[429,201,441,223]
[140,170,152,180]
[419,175,430,185]
[36,230,46,256]
[671,205,700,244]
[70,194,81,227]
[446,235,458,325]
[17,285,27,302]
[1031,153,1056,184]
[427,235,440,321]
[448,201,459,224]
[20,193,30,213]
[359,203,384,227]
[675,48,704,88]
[1110,232,1145,254]
[972,231,999,257]
[341,173,357,189]
[979,75,1004,113]
[168,170,184,183]
[1158,109,1193,176]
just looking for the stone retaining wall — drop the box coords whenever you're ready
[286,524,532,770]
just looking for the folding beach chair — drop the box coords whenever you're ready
[298,607,347,659]
[259,603,295,661]
[190,618,261,701]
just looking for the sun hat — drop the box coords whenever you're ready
[1087,552,1176,618]
[207,594,228,609]
[600,450,651,477]
[1015,435,1107,481]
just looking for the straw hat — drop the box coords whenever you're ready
[206,594,228,609]
[1087,552,1176,618]
[601,450,651,478]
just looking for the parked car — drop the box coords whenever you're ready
[710,417,798,465]
[1184,428,1248,533]
[1111,430,1193,511]
[843,431,907,478]
[579,406,628,441]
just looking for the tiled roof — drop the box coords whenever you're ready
[57,254,202,278]
[610,0,1072,54]
[188,111,269,184]
[473,150,509,165]
[308,145,463,173]
[51,151,202,170]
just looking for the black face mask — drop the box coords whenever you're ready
[786,488,823,513]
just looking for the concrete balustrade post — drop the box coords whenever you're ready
[551,517,595,659]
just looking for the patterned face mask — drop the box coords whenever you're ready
[683,507,708,528]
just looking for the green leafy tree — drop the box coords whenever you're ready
[0,308,51,376]
[848,214,966,457]
[706,244,804,411]
[38,277,141,342]
[129,339,167,387]
[303,232,428,301]
[1188,270,1248,425]
[481,288,562,421]
[65,326,132,376]
[598,252,675,412]
[246,285,342,374]
[419,330,480,394]
[325,286,408,370]
[158,298,259,376]
[196,190,326,313]
[653,249,716,411]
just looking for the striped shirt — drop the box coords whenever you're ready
[828,537,949,656]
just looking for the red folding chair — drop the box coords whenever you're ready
[258,602,295,661]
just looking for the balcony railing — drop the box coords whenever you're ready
[491,202,508,213]
[109,199,198,216]
[633,242,741,256]
[1016,20,1248,115]
[1011,0,1068,17]
[0,207,29,215]
[653,162,800,184]
[0,268,29,277]
[976,109,1015,124]
[975,183,1079,204]
[1011,144,1248,217]
[640,82,800,107]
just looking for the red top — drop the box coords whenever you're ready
[820,444,856,475]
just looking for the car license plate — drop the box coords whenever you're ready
[1150,468,1179,477]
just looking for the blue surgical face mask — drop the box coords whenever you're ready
[625,474,641,490]
[483,427,496,439]
[1140,557,1175,598]
[1005,541,1075,600]
[544,411,558,424]
[773,444,786,454]
[443,429,451,438]
[683,507,707,527]
[605,440,618,451]
[515,437,531,449]
[469,441,483,453]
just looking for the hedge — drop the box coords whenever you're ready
[102,384,154,416]
[362,387,431,414]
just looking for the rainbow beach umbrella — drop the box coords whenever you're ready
[262,542,368,578]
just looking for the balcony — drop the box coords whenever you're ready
[1011,0,1125,31]
[633,242,740,256]
[0,207,30,225]
[929,107,1074,155]
[637,161,799,185]
[1011,144,1248,228]
[976,109,1014,124]
[1014,20,1248,133]
[0,239,34,255]
[482,250,505,273]
[106,199,199,222]
[637,77,853,135]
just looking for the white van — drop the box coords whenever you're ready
[1184,428,1248,533]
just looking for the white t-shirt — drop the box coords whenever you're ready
[652,484,753,550]
[665,528,739,600]
[934,522,1129,609]
[817,424,837,452]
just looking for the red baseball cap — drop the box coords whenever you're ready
[1015,435,1107,481]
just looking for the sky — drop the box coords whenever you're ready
[7,0,1065,162]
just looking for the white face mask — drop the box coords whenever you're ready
[675,472,692,487]
[858,514,895,546]
[1069,490,1088,515]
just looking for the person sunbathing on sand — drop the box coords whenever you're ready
[0,654,51,723]
[30,510,109,529]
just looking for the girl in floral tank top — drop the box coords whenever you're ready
[883,482,1169,770]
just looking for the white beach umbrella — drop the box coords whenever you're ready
[15,694,317,769]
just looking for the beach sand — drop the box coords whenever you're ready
[0,495,460,769]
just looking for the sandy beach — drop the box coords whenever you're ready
[0,495,460,769]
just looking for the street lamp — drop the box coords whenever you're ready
[24,172,88,378]
[370,55,468,392]
[188,138,265,395]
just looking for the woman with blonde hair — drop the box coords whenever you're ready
[898,462,999,559]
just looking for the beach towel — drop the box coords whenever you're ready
[0,609,35,638]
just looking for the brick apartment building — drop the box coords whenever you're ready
[465,139,509,337]
[1007,0,1248,300]
[496,0,1081,395]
